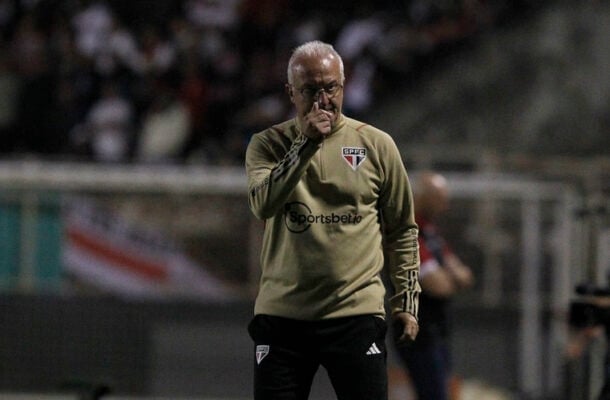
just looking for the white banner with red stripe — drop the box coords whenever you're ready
[62,198,235,301]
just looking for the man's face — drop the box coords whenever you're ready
[287,52,344,127]
[417,174,450,220]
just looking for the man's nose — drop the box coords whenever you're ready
[315,89,330,104]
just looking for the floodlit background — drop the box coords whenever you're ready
[0,1,608,399]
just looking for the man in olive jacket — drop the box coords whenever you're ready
[245,40,420,400]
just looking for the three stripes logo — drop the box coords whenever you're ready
[342,147,366,171]
[366,342,382,355]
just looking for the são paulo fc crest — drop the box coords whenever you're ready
[342,147,367,171]
[256,345,269,365]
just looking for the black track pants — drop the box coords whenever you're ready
[248,314,388,400]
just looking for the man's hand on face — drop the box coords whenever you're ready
[303,101,333,140]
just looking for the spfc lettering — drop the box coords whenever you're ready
[342,147,367,171]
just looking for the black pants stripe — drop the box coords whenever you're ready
[248,314,388,400]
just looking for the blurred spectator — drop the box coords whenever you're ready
[335,5,385,63]
[168,15,198,54]
[229,92,288,165]
[137,24,177,76]
[12,10,67,155]
[98,17,143,76]
[238,0,291,51]
[83,79,134,162]
[0,47,20,153]
[184,0,241,31]
[0,0,17,39]
[203,46,243,157]
[335,5,386,117]
[178,55,209,161]
[0,0,519,163]
[71,0,114,60]
[134,75,190,163]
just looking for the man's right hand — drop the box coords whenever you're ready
[303,102,333,140]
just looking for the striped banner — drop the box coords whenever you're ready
[62,198,234,301]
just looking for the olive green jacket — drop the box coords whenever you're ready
[245,114,420,320]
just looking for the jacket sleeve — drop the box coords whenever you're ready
[245,131,321,220]
[379,139,421,318]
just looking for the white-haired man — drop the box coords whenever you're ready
[245,40,420,400]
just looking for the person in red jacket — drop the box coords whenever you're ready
[397,171,474,400]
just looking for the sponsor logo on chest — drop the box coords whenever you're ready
[342,147,367,171]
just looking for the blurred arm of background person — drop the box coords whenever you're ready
[423,251,474,298]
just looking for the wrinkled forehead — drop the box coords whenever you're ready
[291,53,341,84]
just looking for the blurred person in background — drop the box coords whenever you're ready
[395,170,474,400]
[12,10,65,155]
[83,78,134,162]
[0,47,20,153]
[245,40,420,400]
[134,73,190,163]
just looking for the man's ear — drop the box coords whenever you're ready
[286,84,294,101]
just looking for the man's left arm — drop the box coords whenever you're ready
[379,138,421,342]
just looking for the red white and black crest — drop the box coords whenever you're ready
[342,147,367,171]
[256,345,269,365]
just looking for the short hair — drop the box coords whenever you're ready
[287,40,345,85]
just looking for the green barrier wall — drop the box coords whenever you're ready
[0,196,62,291]
[0,204,20,288]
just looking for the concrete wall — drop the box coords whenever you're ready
[0,294,524,399]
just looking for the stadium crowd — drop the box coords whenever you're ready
[0,0,521,165]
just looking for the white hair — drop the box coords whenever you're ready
[287,40,345,85]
